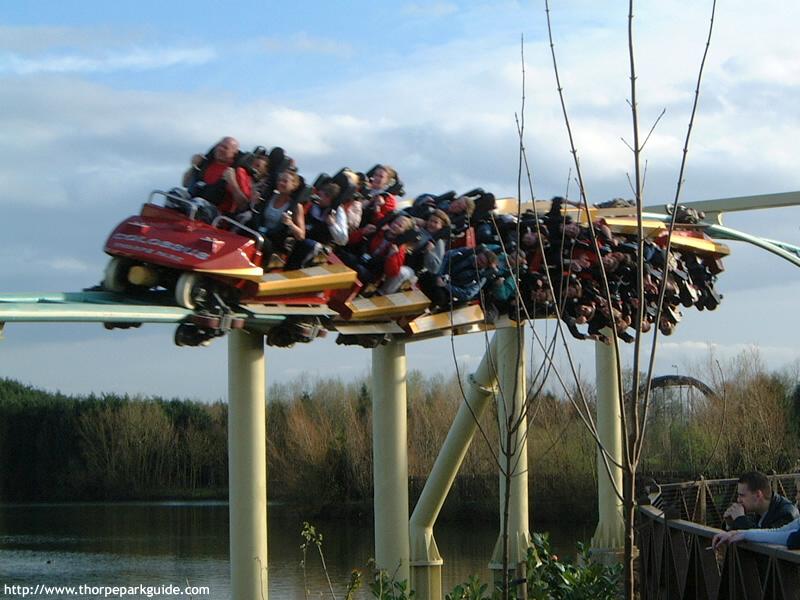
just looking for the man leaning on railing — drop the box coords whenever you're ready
[711,473,800,550]
[712,519,800,550]
[722,471,799,531]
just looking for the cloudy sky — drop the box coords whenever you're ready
[1,1,799,402]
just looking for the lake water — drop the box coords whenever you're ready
[0,502,591,599]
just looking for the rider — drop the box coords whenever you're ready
[183,136,252,214]
[284,181,348,270]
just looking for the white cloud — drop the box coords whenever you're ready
[0,46,216,75]
[50,257,93,273]
[3,3,796,212]
[0,25,144,53]
[260,33,354,58]
[402,2,458,18]
[658,340,800,360]
[0,242,99,285]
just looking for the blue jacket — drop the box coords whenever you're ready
[438,248,495,303]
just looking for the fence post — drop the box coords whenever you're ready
[698,476,707,525]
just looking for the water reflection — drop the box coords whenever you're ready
[0,502,590,599]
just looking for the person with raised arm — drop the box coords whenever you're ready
[183,136,252,214]
[722,471,798,531]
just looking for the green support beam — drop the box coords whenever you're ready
[645,190,800,224]
[0,291,284,328]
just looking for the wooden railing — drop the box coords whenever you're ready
[638,476,800,600]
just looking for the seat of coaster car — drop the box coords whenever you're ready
[266,254,286,270]
[313,167,360,209]
[450,227,476,249]
[163,188,220,224]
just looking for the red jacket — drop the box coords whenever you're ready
[362,193,397,225]
[375,194,396,221]
[203,162,253,213]
[349,228,406,278]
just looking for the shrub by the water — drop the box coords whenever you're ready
[444,533,622,600]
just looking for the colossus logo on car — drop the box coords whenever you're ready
[111,233,210,260]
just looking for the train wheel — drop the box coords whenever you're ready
[103,258,129,292]
[175,272,207,309]
[191,313,221,329]
[174,323,211,347]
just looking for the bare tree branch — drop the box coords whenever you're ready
[545,0,629,450]
[620,137,636,153]
[641,107,667,150]
[636,0,717,464]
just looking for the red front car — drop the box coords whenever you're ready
[102,191,264,309]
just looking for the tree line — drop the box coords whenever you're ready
[0,348,797,521]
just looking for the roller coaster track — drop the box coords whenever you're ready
[644,189,800,269]
[709,226,800,267]
[0,193,797,334]
[638,214,800,270]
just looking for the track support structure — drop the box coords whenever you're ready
[372,341,411,582]
[590,337,625,563]
[410,334,500,599]
[228,329,268,599]
[490,326,531,593]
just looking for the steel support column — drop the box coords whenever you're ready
[490,326,531,588]
[590,337,625,561]
[228,329,268,600]
[410,335,499,599]
[372,341,410,582]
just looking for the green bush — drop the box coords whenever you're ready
[446,575,492,600]
[444,533,621,600]
[368,561,415,600]
[526,533,621,600]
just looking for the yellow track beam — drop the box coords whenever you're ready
[602,217,673,236]
[407,304,485,335]
[334,322,405,335]
[603,218,730,256]
[668,235,730,257]
[346,290,430,321]
[254,264,357,297]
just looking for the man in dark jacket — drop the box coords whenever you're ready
[724,471,799,530]
[419,246,498,309]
